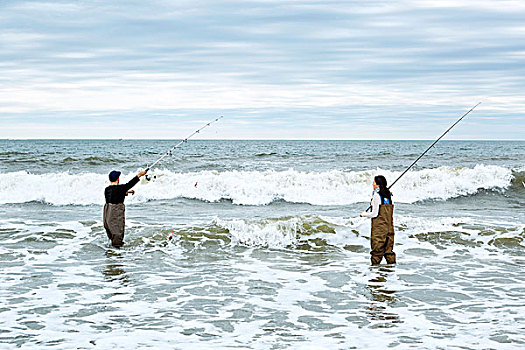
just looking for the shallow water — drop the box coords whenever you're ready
[0,140,524,349]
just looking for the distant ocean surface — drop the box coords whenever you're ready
[1,140,524,349]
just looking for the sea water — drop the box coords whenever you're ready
[0,140,524,349]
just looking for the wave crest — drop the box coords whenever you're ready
[199,215,524,249]
[0,165,514,206]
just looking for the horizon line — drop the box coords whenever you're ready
[1,138,524,142]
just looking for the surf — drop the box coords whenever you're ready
[0,165,516,206]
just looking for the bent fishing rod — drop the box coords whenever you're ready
[365,102,481,211]
[145,116,223,171]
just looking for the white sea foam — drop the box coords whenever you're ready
[1,216,523,349]
[213,213,525,251]
[0,165,514,206]
[214,217,301,248]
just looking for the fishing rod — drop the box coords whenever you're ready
[365,102,481,211]
[145,116,223,172]
[388,102,481,189]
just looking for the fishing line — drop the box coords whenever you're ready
[365,102,481,211]
[145,116,223,178]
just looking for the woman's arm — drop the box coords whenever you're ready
[360,193,380,218]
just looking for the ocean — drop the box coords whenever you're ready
[0,139,524,349]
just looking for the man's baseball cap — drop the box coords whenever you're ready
[108,170,121,182]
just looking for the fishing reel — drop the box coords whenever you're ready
[142,168,157,183]
[144,173,157,182]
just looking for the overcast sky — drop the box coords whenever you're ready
[1,0,524,139]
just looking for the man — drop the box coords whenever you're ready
[103,169,148,247]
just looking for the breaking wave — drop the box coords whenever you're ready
[0,165,516,206]
[189,215,525,250]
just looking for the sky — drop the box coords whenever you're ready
[0,0,524,139]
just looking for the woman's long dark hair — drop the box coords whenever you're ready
[374,175,391,200]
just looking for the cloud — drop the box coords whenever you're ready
[0,0,523,139]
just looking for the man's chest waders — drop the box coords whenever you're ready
[370,200,396,265]
[103,203,125,247]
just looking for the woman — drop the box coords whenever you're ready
[360,175,396,265]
